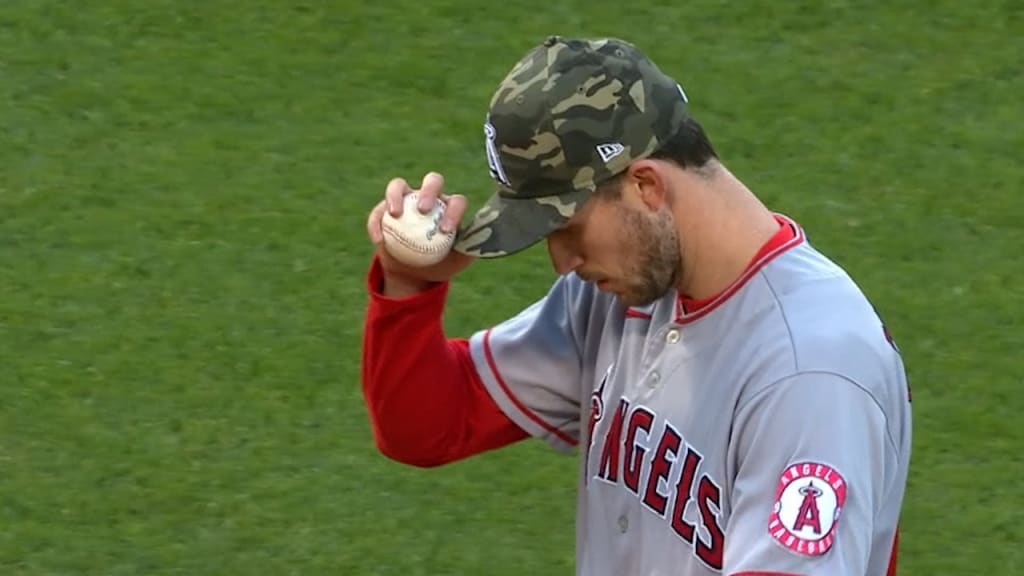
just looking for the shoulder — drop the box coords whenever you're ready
[740,240,909,413]
[482,272,622,346]
[764,241,898,370]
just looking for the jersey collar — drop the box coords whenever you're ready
[625,214,805,324]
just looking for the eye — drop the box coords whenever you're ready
[558,220,580,235]
[548,223,578,249]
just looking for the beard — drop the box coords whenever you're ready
[616,206,682,307]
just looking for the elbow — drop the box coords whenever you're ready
[374,437,449,469]
[368,415,452,469]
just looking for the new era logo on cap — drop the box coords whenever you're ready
[596,143,625,163]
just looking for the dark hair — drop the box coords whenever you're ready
[649,116,719,170]
[595,117,719,197]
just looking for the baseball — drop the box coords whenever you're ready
[381,192,456,267]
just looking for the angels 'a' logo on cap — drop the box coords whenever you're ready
[676,83,689,103]
[484,118,511,187]
[768,461,848,557]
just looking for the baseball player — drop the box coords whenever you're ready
[362,36,912,576]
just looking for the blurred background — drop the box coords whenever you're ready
[1,1,1021,574]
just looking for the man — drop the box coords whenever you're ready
[362,35,912,576]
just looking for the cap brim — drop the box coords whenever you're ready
[453,185,595,258]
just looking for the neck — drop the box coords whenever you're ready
[672,163,781,301]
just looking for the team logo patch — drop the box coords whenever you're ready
[769,461,847,556]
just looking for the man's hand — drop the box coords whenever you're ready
[366,172,476,297]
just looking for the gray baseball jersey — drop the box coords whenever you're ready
[468,217,912,576]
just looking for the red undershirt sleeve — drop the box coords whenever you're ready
[360,255,529,467]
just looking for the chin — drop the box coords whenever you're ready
[615,282,673,307]
[616,292,659,308]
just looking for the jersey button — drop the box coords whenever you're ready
[666,329,681,344]
[617,515,629,533]
[648,371,661,388]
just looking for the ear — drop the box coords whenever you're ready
[623,159,670,211]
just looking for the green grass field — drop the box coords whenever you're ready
[1,1,1021,574]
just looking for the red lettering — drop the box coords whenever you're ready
[622,408,655,494]
[695,476,725,570]
[597,400,629,482]
[670,446,702,542]
[591,405,730,571]
[793,484,823,534]
[642,424,681,516]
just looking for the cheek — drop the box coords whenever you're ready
[583,230,636,274]
[580,227,622,259]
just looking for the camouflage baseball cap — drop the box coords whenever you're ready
[453,35,691,258]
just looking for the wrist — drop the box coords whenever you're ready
[381,271,437,298]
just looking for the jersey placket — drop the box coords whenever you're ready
[633,321,683,398]
[605,320,686,545]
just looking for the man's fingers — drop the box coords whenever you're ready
[385,177,411,216]
[380,172,456,234]
[367,199,388,244]
[440,194,468,234]
[418,172,445,212]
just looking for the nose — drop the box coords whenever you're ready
[547,236,583,276]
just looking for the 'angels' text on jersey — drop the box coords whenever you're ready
[587,395,725,570]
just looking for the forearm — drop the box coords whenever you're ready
[361,256,527,467]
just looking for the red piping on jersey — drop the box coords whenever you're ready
[482,327,579,447]
[672,214,804,324]
[625,307,654,320]
[886,527,900,576]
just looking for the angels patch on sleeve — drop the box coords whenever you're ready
[768,461,848,556]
